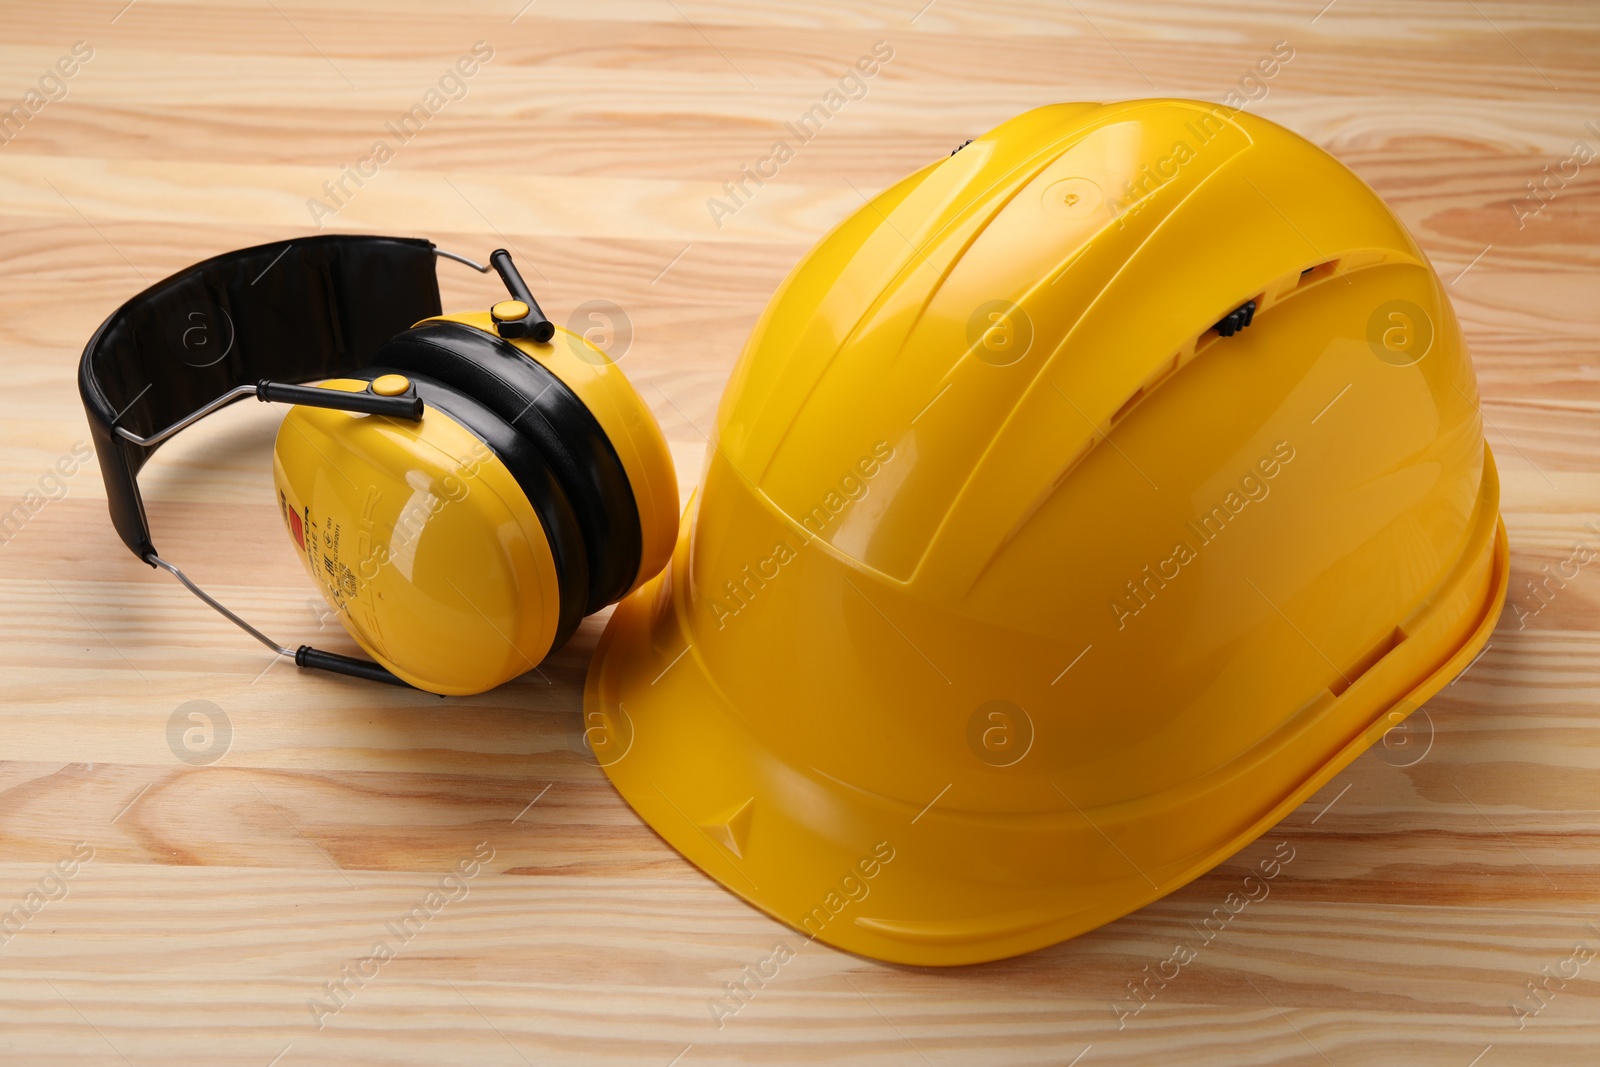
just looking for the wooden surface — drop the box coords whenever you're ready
[2,1,1598,1064]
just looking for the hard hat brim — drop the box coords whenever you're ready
[585,453,1509,966]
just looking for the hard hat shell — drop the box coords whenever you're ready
[585,100,1509,965]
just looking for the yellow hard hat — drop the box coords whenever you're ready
[585,100,1509,965]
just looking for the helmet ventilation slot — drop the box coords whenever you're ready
[1329,625,1407,697]
[1048,253,1391,556]
[1103,255,1358,434]
[1107,288,1266,430]
[1296,259,1342,288]
[1211,299,1258,338]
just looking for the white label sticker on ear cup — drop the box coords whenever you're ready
[297,504,359,614]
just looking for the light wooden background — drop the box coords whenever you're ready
[2,1,1597,1064]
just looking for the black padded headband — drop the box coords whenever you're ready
[77,234,443,560]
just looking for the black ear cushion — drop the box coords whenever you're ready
[360,369,589,656]
[374,322,642,615]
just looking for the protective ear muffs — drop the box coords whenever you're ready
[372,319,643,615]
[78,235,678,695]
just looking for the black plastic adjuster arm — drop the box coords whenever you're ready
[488,249,555,343]
[295,645,414,687]
[256,380,423,420]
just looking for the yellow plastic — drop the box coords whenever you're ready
[274,378,562,695]
[428,312,679,597]
[273,314,678,695]
[585,100,1510,965]
[370,373,411,396]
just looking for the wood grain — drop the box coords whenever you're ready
[2,1,1599,1063]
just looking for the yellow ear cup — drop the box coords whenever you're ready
[429,311,679,596]
[272,378,563,695]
